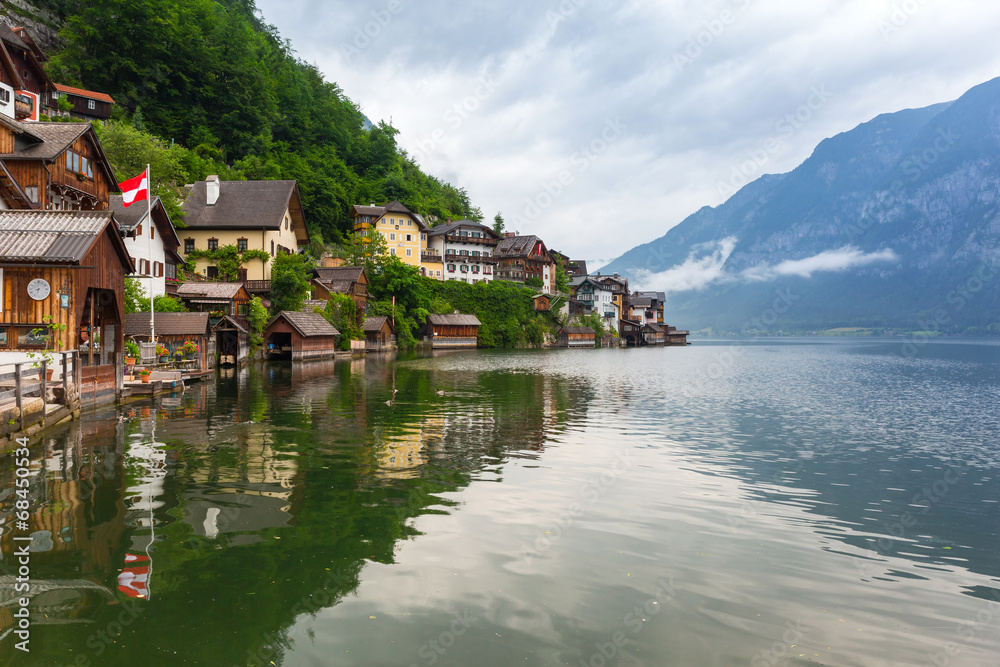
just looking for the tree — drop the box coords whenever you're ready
[554,258,570,293]
[124,278,146,314]
[246,296,269,348]
[524,276,544,289]
[269,253,313,314]
[492,212,505,235]
[153,295,186,312]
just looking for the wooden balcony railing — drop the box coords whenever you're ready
[444,233,498,246]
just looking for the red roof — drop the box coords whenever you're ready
[53,83,115,104]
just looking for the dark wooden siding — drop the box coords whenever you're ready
[3,160,44,205]
[0,266,76,350]
[49,135,112,208]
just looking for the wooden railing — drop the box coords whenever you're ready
[0,352,81,437]
[444,234,498,246]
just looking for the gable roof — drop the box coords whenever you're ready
[0,37,24,89]
[2,122,118,186]
[0,24,52,91]
[631,297,653,308]
[495,234,550,260]
[53,83,115,104]
[426,219,500,239]
[351,204,386,218]
[176,282,247,300]
[182,179,309,243]
[267,310,340,338]
[314,266,365,284]
[351,201,428,230]
[363,315,393,333]
[9,27,46,63]
[427,313,481,327]
[0,210,131,267]
[110,194,180,242]
[124,312,211,338]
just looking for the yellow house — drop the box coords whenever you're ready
[350,201,428,270]
[180,176,309,280]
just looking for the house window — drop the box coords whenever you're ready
[285,216,289,230]
[154,261,162,277]
[185,239,195,253]
[271,241,275,255]
[237,238,248,252]
[390,233,396,241]
[150,223,155,240]
[405,248,412,257]
[207,266,218,279]
[447,264,455,272]
[421,233,426,241]
[405,234,411,242]
[88,99,95,110]
[407,220,412,226]
[50,91,58,99]
[390,248,396,256]
[436,270,441,277]
[208,238,218,251]
[81,156,88,176]
[460,265,468,273]
[484,267,492,274]
[472,265,480,274]
[25,186,38,202]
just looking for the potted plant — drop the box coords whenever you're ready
[138,368,152,384]
[182,340,199,359]
[156,344,169,363]
[124,339,140,366]
[27,315,67,381]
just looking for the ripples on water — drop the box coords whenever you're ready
[1,340,998,666]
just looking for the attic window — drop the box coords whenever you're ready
[50,91,58,99]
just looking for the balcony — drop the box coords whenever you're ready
[444,252,497,264]
[421,251,442,262]
[445,233,498,246]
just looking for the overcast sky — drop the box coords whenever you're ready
[255,0,1000,264]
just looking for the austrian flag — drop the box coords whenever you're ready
[118,168,149,207]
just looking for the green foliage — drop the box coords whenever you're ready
[493,212,505,235]
[124,339,140,359]
[153,295,187,312]
[323,293,363,347]
[554,258,569,293]
[433,280,558,348]
[524,276,544,289]
[124,277,146,314]
[46,0,482,243]
[575,313,608,344]
[185,245,271,281]
[247,296,269,348]
[269,253,314,314]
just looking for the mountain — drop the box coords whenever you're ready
[604,77,1000,334]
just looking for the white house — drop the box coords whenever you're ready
[111,195,183,298]
[425,220,501,284]
[572,276,621,334]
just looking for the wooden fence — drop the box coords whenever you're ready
[0,352,80,442]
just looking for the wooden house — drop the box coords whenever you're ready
[175,282,251,320]
[532,294,551,311]
[666,325,690,346]
[0,25,54,121]
[212,315,248,367]
[558,326,596,348]
[43,83,115,122]
[0,210,134,403]
[124,312,214,371]
[112,195,184,297]
[619,319,644,347]
[312,266,368,312]
[420,314,481,349]
[363,315,395,352]
[264,311,340,361]
[0,120,118,211]
[643,323,667,346]
[494,234,556,293]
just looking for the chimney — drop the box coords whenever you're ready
[505,231,516,238]
[206,175,220,206]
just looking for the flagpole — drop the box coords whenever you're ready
[147,164,154,349]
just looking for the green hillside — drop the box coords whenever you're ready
[28,0,481,241]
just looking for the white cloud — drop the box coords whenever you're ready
[256,0,1000,259]
[632,240,898,293]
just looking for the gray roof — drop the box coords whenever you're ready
[176,282,246,300]
[314,266,364,283]
[301,299,327,312]
[495,234,544,258]
[268,311,340,338]
[631,297,653,308]
[182,179,298,230]
[352,204,386,218]
[363,315,392,332]
[427,313,481,326]
[124,312,211,338]
[0,210,115,263]
[5,122,89,160]
[427,220,499,238]
[0,23,30,51]
[561,326,595,335]
[636,291,666,303]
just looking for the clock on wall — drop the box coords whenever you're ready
[27,278,51,301]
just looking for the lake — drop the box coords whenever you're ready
[2,339,999,666]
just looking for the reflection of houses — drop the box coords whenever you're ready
[312,266,367,312]
[558,326,595,348]
[264,311,340,361]
[112,195,184,298]
[0,210,133,402]
[180,176,309,281]
[363,315,395,351]
[419,314,481,349]
[124,312,214,371]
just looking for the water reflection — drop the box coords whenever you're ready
[0,342,997,666]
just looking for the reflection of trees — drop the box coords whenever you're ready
[0,354,596,664]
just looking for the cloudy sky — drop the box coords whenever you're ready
[255,0,1000,265]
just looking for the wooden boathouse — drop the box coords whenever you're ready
[264,311,340,360]
[420,313,481,349]
[558,326,596,348]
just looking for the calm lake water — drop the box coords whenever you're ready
[2,339,1000,666]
